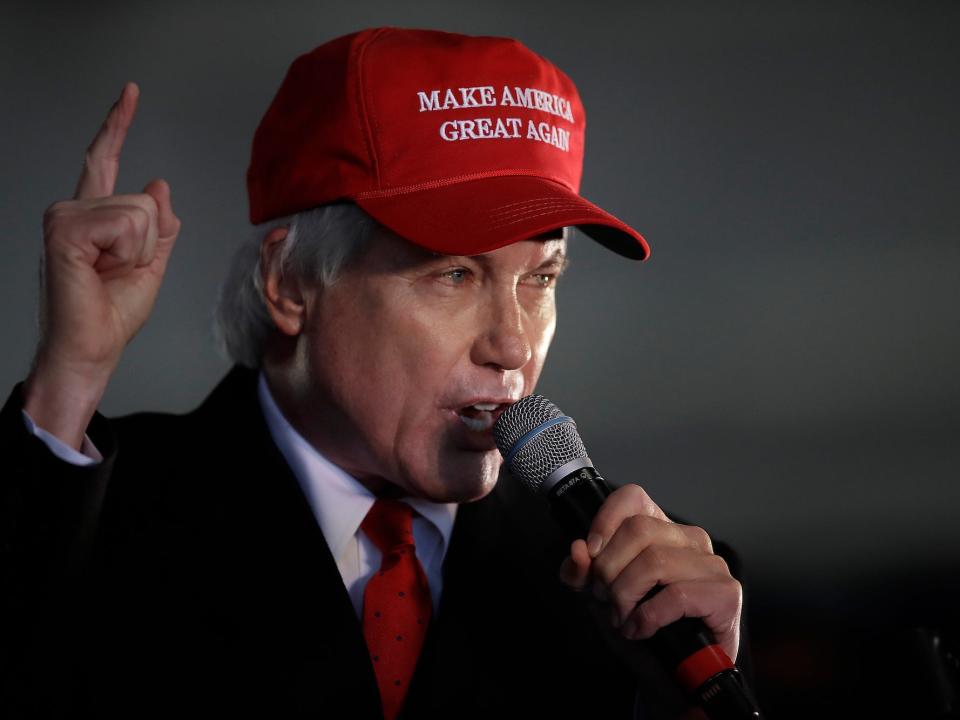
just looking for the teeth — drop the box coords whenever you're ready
[472,403,499,411]
[458,411,494,432]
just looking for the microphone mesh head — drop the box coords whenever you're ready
[493,394,562,449]
[494,395,588,494]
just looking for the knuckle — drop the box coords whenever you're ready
[687,524,713,553]
[43,200,69,219]
[710,553,731,577]
[716,579,743,622]
[724,576,743,602]
[138,192,160,219]
[618,482,649,503]
[129,205,153,235]
[42,204,65,233]
[116,208,146,240]
[42,203,75,245]
[623,514,652,542]
[625,483,654,510]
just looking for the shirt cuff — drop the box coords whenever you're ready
[21,408,104,466]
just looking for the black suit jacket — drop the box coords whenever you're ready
[1,366,747,718]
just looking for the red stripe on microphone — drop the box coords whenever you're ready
[675,644,735,692]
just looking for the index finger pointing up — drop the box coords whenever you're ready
[74,81,139,200]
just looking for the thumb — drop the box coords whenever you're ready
[558,538,592,591]
[143,178,181,240]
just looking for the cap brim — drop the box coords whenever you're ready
[352,175,649,261]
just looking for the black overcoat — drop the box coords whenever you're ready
[1,366,750,718]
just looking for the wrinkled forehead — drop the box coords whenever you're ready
[361,223,569,272]
[433,225,569,258]
[445,226,569,259]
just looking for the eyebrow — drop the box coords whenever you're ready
[537,247,570,273]
[465,243,570,274]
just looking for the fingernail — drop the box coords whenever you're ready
[587,533,604,557]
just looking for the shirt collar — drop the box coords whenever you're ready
[256,371,456,561]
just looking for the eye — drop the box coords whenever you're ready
[440,267,472,285]
[525,272,558,289]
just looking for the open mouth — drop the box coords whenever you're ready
[456,403,504,432]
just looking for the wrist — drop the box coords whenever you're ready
[23,352,115,450]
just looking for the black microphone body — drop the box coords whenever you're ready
[494,396,762,720]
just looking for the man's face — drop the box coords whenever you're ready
[289,227,567,502]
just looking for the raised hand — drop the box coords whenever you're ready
[23,82,182,450]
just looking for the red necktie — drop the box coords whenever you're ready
[361,499,432,720]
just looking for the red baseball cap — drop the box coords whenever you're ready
[247,27,649,260]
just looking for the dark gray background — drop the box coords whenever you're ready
[3,1,958,713]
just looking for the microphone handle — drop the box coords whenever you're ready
[545,465,762,720]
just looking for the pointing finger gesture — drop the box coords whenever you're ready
[24,82,182,449]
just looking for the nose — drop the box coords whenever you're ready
[470,284,533,372]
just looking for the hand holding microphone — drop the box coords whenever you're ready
[494,395,761,720]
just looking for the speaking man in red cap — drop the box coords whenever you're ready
[2,28,750,719]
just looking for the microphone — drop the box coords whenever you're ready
[493,395,762,720]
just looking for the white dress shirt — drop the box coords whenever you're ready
[21,374,458,618]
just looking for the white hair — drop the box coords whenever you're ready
[214,202,376,368]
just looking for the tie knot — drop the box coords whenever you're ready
[361,499,416,555]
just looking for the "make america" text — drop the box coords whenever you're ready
[416,85,575,123]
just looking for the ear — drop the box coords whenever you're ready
[260,226,305,336]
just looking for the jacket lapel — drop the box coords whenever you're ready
[193,366,383,717]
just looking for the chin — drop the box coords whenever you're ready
[409,448,502,503]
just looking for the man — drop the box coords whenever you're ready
[1,28,747,719]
